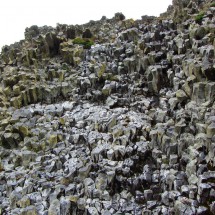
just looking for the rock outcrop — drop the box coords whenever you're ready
[0,1,215,215]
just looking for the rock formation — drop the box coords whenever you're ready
[0,0,215,214]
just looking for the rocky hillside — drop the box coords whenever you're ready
[0,0,215,214]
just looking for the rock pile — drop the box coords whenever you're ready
[0,0,215,214]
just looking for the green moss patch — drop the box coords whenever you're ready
[195,12,205,23]
[73,37,94,49]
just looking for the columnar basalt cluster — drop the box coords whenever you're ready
[0,0,215,214]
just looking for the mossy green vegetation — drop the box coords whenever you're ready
[210,2,215,7]
[195,11,204,23]
[73,37,94,49]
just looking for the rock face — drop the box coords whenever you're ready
[0,1,215,215]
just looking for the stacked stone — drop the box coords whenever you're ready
[0,0,215,214]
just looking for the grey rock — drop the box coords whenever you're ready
[20,206,37,215]
[48,199,61,215]
[174,199,196,215]
[60,197,71,215]
[87,207,99,215]
[196,206,209,215]
[1,2,215,214]
[192,82,215,105]
[77,198,86,210]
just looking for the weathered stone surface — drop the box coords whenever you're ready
[0,1,215,214]
[192,82,215,105]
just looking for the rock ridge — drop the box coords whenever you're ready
[0,1,215,214]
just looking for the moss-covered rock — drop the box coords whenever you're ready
[176,89,188,102]
[47,133,58,147]
[60,41,84,66]
[17,196,31,208]
[10,96,22,108]
[96,64,106,79]
[2,132,21,148]
[19,125,29,138]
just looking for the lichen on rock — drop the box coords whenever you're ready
[0,1,215,214]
